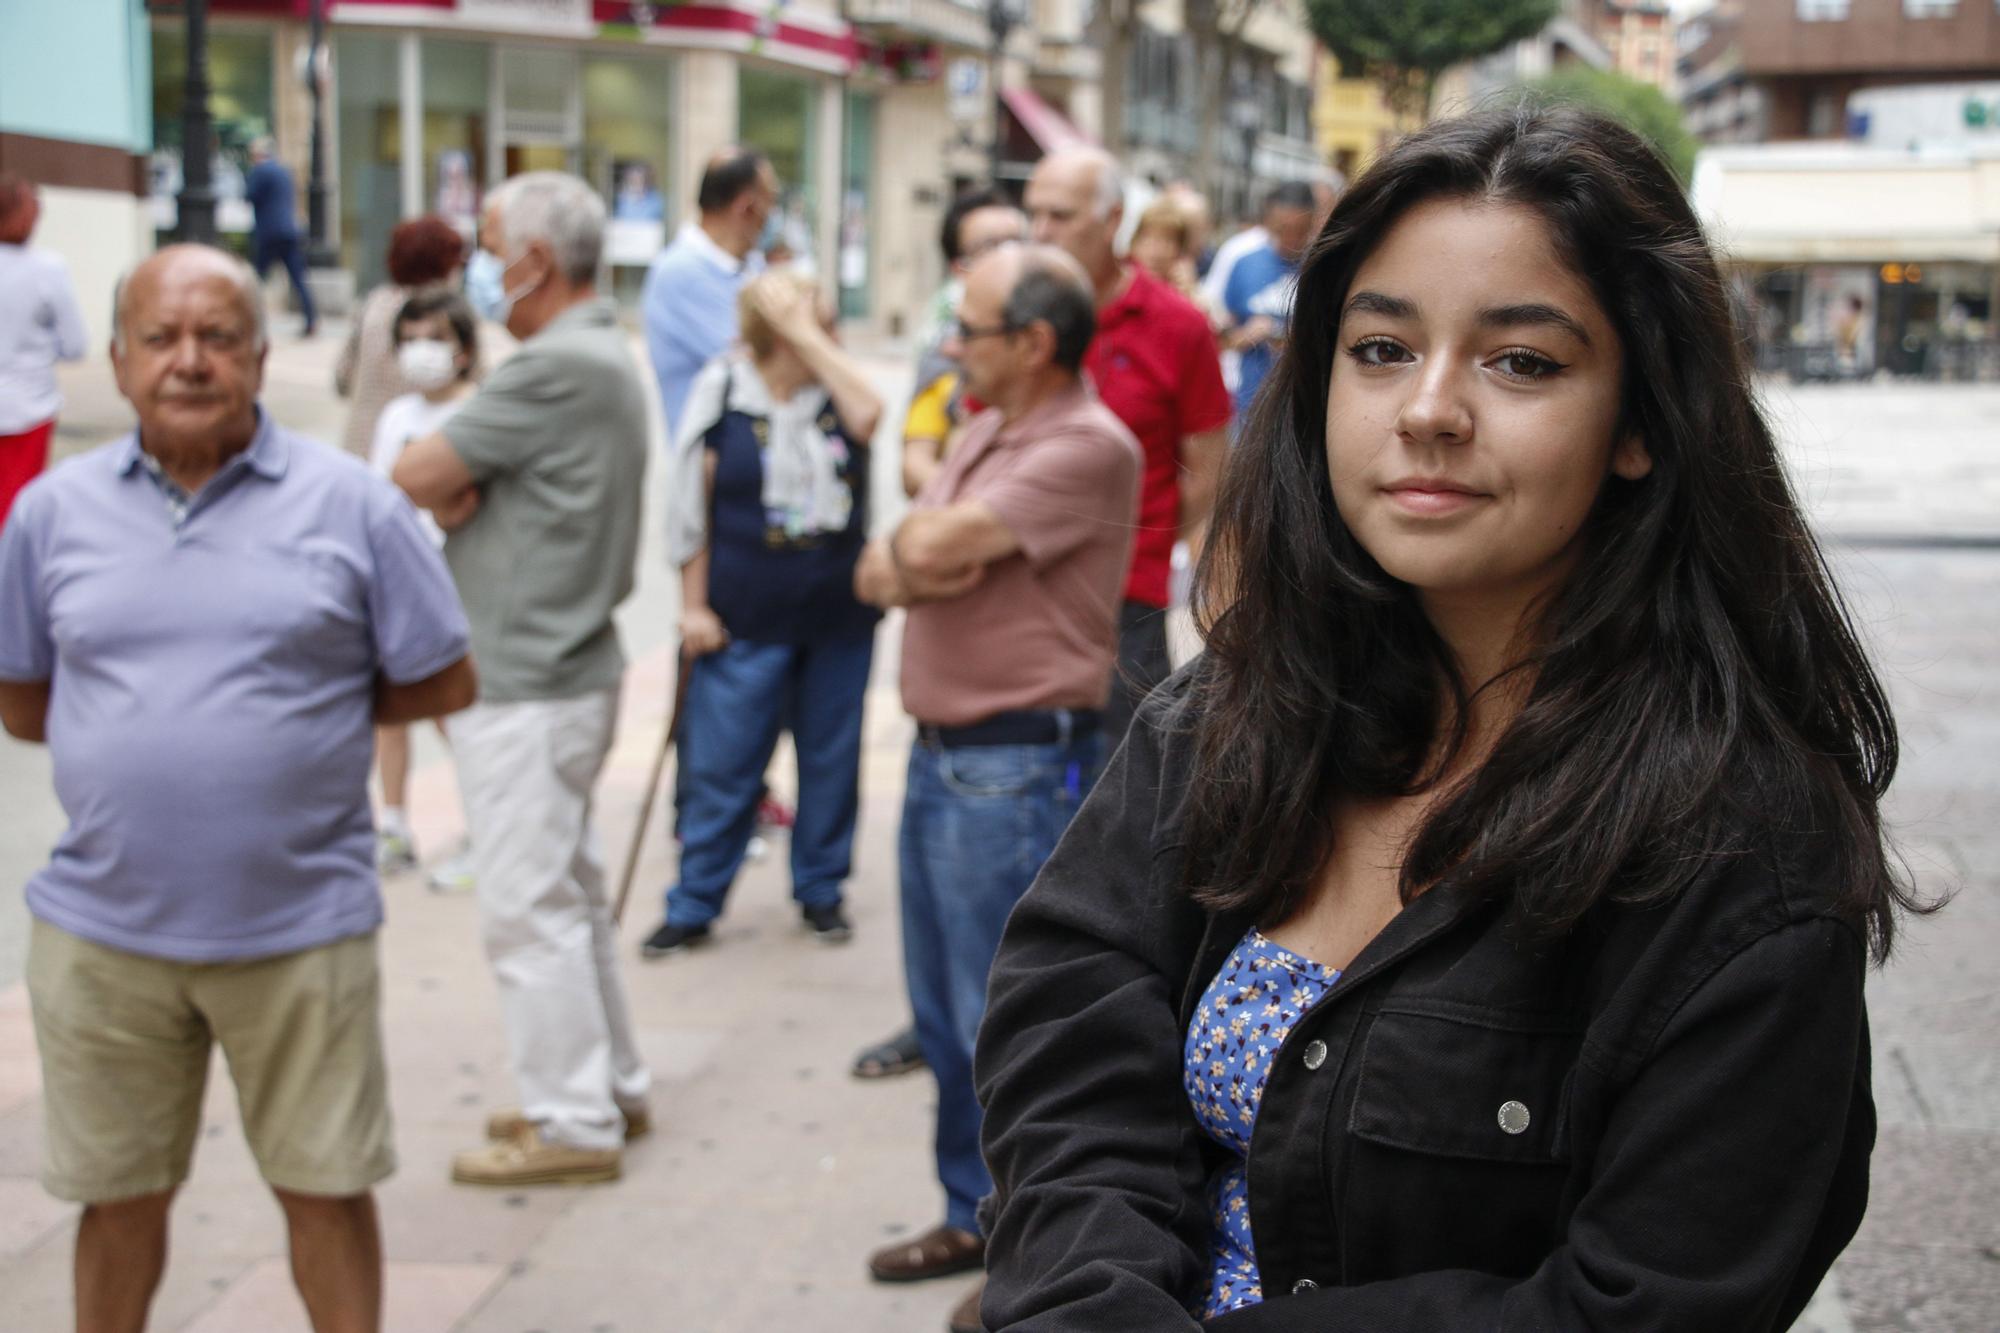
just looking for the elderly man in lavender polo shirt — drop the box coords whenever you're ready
[0,244,476,1333]
[852,243,1139,1333]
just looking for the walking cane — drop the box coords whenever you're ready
[611,643,692,925]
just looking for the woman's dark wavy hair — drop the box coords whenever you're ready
[1183,102,1923,963]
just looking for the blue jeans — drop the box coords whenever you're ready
[899,725,1103,1234]
[664,633,874,927]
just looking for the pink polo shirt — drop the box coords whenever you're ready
[899,384,1141,728]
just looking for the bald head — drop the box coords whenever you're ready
[115,244,266,353]
[968,242,1096,373]
[1025,146,1124,282]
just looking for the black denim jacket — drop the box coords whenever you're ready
[976,678,1874,1331]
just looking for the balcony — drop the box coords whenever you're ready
[844,0,992,49]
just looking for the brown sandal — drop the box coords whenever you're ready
[867,1223,985,1283]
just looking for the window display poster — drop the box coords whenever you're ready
[435,150,480,232]
[604,157,666,266]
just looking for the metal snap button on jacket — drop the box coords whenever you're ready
[1302,1039,1328,1070]
[1291,1278,1319,1294]
[1498,1100,1532,1134]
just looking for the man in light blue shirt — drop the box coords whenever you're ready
[0,244,475,1333]
[640,146,777,438]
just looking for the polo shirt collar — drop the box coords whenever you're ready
[993,383,1093,446]
[541,297,617,337]
[676,221,752,276]
[116,407,288,481]
[1097,264,1157,328]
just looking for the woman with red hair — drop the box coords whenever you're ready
[0,175,87,531]
[334,214,467,460]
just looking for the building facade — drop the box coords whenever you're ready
[1312,52,1404,183]
[1596,0,1675,93]
[1678,0,1768,145]
[0,0,154,347]
[1434,0,1615,112]
[1114,0,1324,223]
[1741,0,2000,140]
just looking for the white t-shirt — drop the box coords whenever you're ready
[369,391,468,546]
[0,244,89,434]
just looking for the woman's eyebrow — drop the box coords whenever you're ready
[1478,302,1593,347]
[1341,290,1416,321]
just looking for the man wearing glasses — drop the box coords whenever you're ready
[852,243,1139,1332]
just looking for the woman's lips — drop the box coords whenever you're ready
[1381,481,1488,516]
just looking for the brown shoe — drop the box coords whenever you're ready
[868,1223,984,1283]
[484,1105,652,1142]
[948,1276,986,1333]
[451,1126,620,1186]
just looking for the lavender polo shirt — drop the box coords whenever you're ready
[0,414,470,962]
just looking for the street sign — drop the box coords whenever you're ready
[948,57,986,125]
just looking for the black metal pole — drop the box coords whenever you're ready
[988,2,1009,184]
[178,0,218,244]
[306,0,334,266]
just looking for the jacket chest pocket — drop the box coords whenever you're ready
[1338,1007,1580,1281]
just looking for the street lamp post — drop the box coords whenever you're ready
[305,0,335,267]
[1229,82,1262,221]
[177,0,218,244]
[987,0,1025,184]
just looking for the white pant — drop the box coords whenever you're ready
[450,688,650,1150]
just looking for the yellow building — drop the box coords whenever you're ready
[1312,53,1406,182]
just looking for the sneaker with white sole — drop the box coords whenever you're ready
[426,845,476,893]
[376,829,418,876]
[450,1126,620,1186]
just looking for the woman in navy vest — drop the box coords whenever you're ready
[645,271,883,956]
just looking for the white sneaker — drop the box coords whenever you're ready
[427,845,476,893]
[377,828,418,876]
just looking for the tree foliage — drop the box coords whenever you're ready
[1304,0,1559,119]
[1521,65,1700,183]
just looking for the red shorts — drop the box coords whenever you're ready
[0,417,54,531]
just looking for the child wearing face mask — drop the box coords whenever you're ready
[369,287,481,882]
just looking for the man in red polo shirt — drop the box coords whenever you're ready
[1026,147,1231,738]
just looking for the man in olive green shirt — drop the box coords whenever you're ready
[395,172,652,1187]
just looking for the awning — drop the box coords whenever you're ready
[1000,87,1097,156]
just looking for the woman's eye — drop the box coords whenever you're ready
[1493,349,1562,380]
[1346,338,1409,367]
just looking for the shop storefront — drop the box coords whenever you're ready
[147,0,880,315]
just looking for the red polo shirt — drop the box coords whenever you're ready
[1083,265,1231,609]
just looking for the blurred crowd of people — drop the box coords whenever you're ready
[0,136,1332,1333]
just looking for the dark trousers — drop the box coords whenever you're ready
[250,232,317,331]
[1105,598,1173,744]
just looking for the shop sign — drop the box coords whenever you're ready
[457,0,594,35]
[948,57,986,124]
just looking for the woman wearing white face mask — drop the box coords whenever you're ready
[368,288,482,884]
[334,215,466,460]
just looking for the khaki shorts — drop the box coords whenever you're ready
[26,919,396,1203]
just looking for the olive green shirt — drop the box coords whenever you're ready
[441,299,648,703]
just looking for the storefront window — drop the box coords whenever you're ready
[500,45,578,178]
[335,31,402,292]
[839,92,876,321]
[150,23,275,240]
[740,65,817,263]
[424,39,490,245]
[584,52,675,304]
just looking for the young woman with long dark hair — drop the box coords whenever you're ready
[973,104,1928,1331]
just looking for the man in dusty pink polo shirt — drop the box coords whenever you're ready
[852,243,1139,1328]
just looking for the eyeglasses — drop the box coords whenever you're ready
[952,317,1016,342]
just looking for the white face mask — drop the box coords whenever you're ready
[397,338,459,391]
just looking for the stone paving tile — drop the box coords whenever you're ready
[0,1177,69,1260]
[176,1255,505,1333]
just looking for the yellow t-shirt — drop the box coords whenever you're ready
[903,371,958,444]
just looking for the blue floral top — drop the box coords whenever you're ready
[1183,928,1341,1317]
